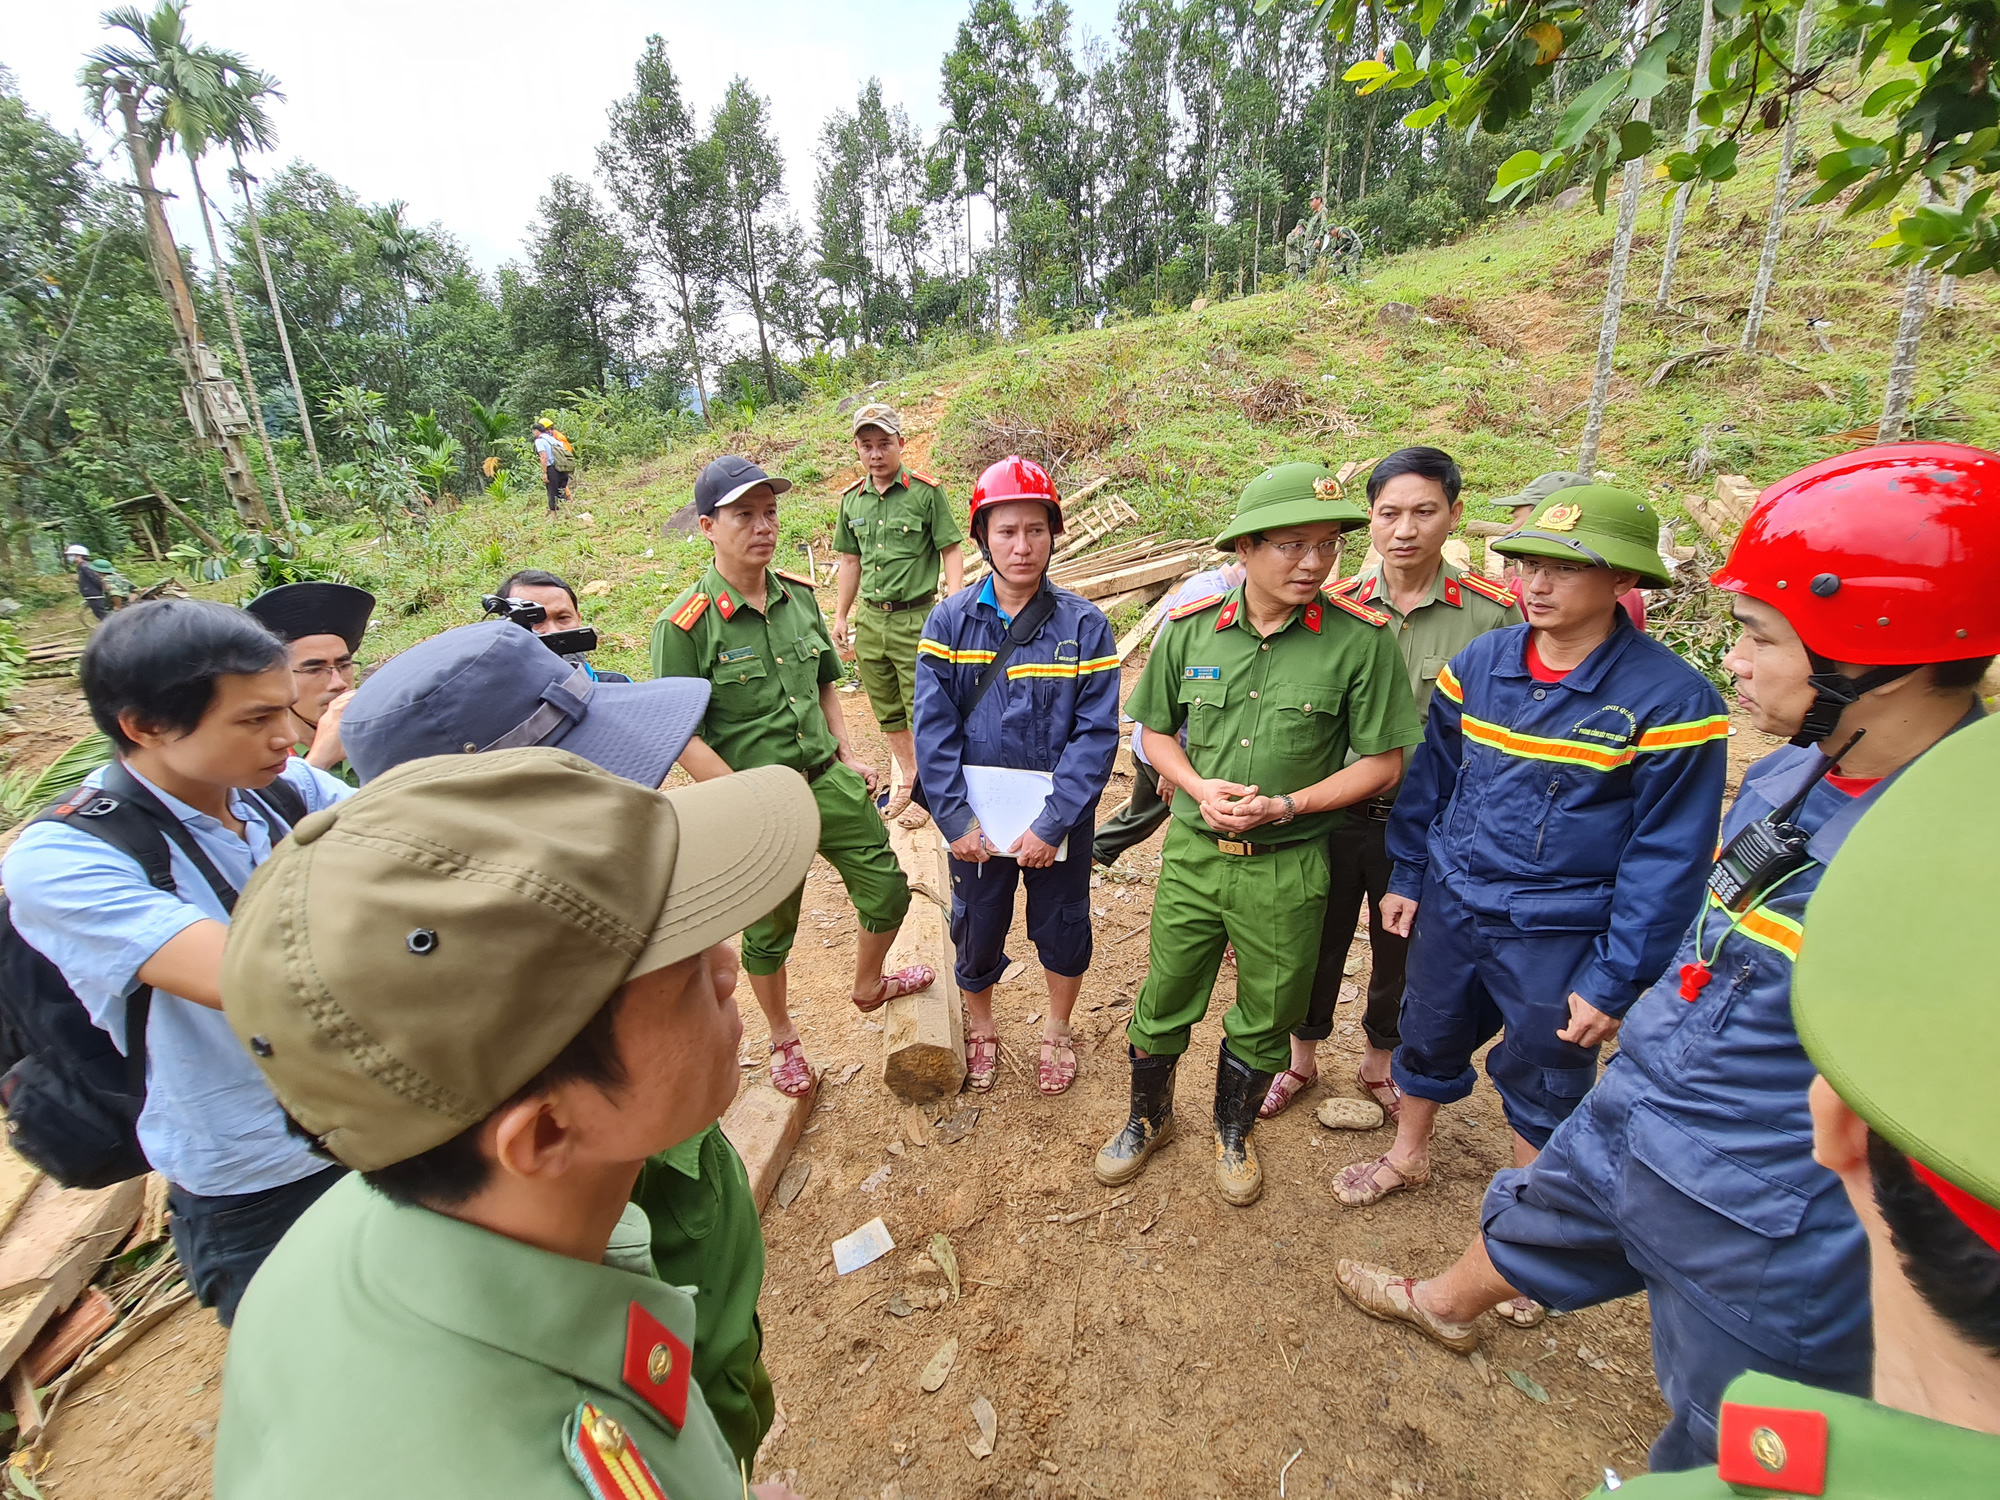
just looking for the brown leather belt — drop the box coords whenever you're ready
[872,595,932,613]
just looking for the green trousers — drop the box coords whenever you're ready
[1127,820,1331,1073]
[741,761,910,974]
[853,604,925,733]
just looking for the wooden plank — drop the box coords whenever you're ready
[1092,578,1171,617]
[1462,518,1513,536]
[880,820,966,1103]
[10,1362,45,1448]
[1713,474,1758,526]
[0,1147,43,1244]
[23,1286,114,1386]
[1683,494,1727,542]
[0,1177,144,1377]
[47,1287,193,1405]
[721,1079,818,1214]
[1066,550,1209,601]
[1115,587,1180,663]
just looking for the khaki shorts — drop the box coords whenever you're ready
[852,604,927,733]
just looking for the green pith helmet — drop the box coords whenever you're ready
[1794,713,2000,1213]
[1213,461,1369,551]
[1491,469,1587,516]
[1490,484,1672,588]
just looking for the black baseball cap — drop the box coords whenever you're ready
[695,455,792,517]
[342,622,710,788]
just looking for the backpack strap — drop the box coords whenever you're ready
[247,771,307,832]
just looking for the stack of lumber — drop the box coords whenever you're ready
[23,632,88,678]
[1051,536,1210,611]
[1684,474,1758,543]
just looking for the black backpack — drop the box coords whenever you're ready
[0,763,305,1188]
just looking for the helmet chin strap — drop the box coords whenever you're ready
[1792,656,1918,748]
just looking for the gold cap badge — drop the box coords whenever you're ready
[1540,502,1583,532]
[1313,477,1343,501]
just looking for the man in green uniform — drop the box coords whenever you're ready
[214,748,820,1499]
[1261,447,1520,1122]
[1095,462,1422,1206]
[1593,712,2000,1496]
[656,457,932,1100]
[831,403,965,826]
[1302,194,1329,269]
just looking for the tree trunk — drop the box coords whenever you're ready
[1655,0,1717,311]
[1877,260,1928,442]
[233,159,323,481]
[676,274,711,424]
[192,162,291,529]
[743,209,778,403]
[1937,174,1970,309]
[1577,0,1663,478]
[1740,0,1813,352]
[1358,99,1378,196]
[113,87,269,529]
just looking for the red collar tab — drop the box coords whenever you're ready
[1717,1402,1828,1495]
[1442,576,1463,608]
[621,1301,691,1434]
[714,590,736,621]
[1911,1158,2000,1254]
[1214,599,1239,631]
[1302,600,1323,633]
[1357,576,1377,603]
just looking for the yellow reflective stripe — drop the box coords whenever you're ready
[1637,715,1731,752]
[918,639,997,664]
[1460,713,1631,771]
[1078,656,1122,674]
[1436,663,1464,704]
[1007,662,1080,679]
[1707,890,1804,960]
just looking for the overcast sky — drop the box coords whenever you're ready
[11,0,1121,274]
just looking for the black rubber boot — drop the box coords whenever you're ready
[1094,1049,1178,1186]
[1213,1046,1274,1206]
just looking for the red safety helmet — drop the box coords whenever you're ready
[1711,442,2000,745]
[968,455,1064,543]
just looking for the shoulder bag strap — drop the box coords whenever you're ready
[965,587,1061,719]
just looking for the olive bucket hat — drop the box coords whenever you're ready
[1490,484,1672,588]
[1213,461,1369,551]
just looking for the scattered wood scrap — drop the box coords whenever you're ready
[880,819,966,1102]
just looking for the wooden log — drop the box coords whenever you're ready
[880,819,965,1102]
[1463,518,1513,536]
[0,1177,143,1382]
[721,1079,818,1214]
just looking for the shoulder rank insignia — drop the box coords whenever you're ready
[1716,1402,1828,1496]
[622,1301,692,1433]
[1302,599,1323,633]
[907,468,941,488]
[774,568,817,590]
[1167,592,1225,622]
[1324,591,1392,627]
[840,474,866,495]
[1459,573,1518,608]
[565,1402,670,1500]
[713,590,737,622]
[668,593,709,632]
[1328,574,1366,598]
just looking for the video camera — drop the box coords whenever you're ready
[480,594,599,659]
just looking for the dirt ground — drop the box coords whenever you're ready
[24,644,1782,1500]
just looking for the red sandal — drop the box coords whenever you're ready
[1258,1067,1318,1119]
[768,1038,814,1098]
[1356,1064,1404,1123]
[854,964,937,1014]
[1038,1034,1077,1095]
[966,1034,1000,1092]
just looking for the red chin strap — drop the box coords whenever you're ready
[1910,1158,2000,1255]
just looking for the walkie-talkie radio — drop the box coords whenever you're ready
[1707,731,1864,911]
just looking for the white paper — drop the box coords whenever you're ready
[962,765,1068,861]
[832,1216,896,1275]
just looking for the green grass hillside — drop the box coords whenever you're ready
[259,116,2000,681]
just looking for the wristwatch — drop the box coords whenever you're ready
[1276,793,1297,825]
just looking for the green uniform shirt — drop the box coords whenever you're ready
[629,1124,774,1470]
[653,565,842,775]
[1124,585,1422,847]
[216,1174,747,1500]
[1590,1371,2000,1498]
[1335,560,1521,722]
[833,466,963,605]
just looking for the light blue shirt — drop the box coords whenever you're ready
[2,759,352,1196]
[975,575,1011,625]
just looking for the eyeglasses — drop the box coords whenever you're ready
[1261,539,1339,562]
[293,657,356,679]
[1512,559,1594,582]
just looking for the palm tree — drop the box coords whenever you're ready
[367,200,435,337]
[80,1,273,527]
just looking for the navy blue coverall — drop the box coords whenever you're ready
[1475,713,1985,1469]
[914,578,1121,991]
[1385,610,1729,1145]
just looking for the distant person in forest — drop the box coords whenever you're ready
[66,543,109,620]
[533,418,575,513]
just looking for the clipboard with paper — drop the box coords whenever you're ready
[962,765,1068,861]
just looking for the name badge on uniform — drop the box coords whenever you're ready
[1183,666,1222,680]
[717,646,756,665]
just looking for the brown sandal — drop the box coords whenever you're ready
[1330,1152,1429,1207]
[855,964,936,1013]
[1356,1065,1404,1122]
[1038,1034,1077,1095]
[1494,1296,1547,1328]
[879,784,914,821]
[1335,1259,1481,1354]
[1258,1067,1317,1119]
[966,1034,1000,1092]
[768,1038,814,1098]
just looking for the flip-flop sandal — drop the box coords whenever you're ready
[854,964,936,1013]
[1258,1067,1318,1119]
[767,1038,814,1098]
[1330,1153,1430,1207]
[1356,1066,1404,1123]
[1316,1097,1385,1131]
[1335,1259,1481,1354]
[1038,1035,1078,1095]
[897,803,930,830]
[966,1035,1000,1092]
[1493,1297,1547,1328]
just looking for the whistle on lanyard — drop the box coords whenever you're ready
[1706,731,1863,912]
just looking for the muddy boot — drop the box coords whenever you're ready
[1213,1046,1273,1207]
[1094,1049,1178,1187]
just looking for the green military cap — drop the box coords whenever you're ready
[1491,484,1672,588]
[1490,469,1587,516]
[1795,713,2000,1217]
[221,747,819,1171]
[1213,461,1369,550]
[850,402,902,437]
